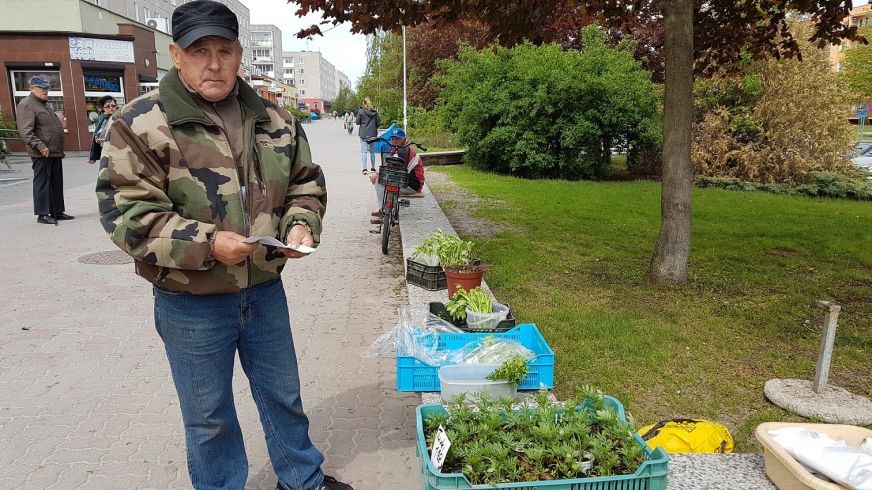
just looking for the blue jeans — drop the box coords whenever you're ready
[359,137,376,168]
[154,278,325,490]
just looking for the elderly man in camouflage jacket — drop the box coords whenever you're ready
[95,2,352,490]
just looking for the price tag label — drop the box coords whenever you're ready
[430,425,451,472]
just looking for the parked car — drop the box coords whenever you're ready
[851,144,872,171]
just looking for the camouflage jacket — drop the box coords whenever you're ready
[96,68,327,294]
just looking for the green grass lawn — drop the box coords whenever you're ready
[426,165,872,452]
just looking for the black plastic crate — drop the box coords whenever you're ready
[406,258,447,291]
[428,301,516,333]
[378,165,409,188]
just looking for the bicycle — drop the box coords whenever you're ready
[366,136,427,254]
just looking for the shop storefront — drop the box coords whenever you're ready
[0,26,158,152]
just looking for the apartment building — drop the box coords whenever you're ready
[336,70,351,92]
[282,50,337,114]
[830,4,872,73]
[249,24,283,79]
[89,0,253,73]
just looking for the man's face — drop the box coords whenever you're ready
[390,136,406,147]
[30,86,49,101]
[170,36,242,102]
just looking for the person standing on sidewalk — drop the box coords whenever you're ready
[343,110,354,135]
[95,2,353,490]
[87,95,117,165]
[355,97,380,174]
[16,75,74,225]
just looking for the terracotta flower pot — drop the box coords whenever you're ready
[443,264,485,294]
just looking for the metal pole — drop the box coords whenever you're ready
[813,300,841,394]
[402,25,408,132]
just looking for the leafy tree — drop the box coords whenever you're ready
[356,31,404,125]
[693,21,855,185]
[290,0,859,285]
[406,21,489,109]
[544,4,665,83]
[842,26,872,104]
[332,85,360,113]
[437,26,661,180]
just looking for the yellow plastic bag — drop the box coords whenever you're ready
[639,418,734,453]
[343,123,347,129]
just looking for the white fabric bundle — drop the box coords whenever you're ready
[769,427,872,490]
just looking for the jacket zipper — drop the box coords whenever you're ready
[211,101,253,288]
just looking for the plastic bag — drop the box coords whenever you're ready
[639,419,734,453]
[410,253,439,267]
[362,307,463,362]
[461,336,534,364]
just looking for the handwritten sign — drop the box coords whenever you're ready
[430,425,451,472]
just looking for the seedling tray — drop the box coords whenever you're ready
[415,397,670,490]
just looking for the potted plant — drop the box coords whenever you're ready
[412,229,485,293]
[418,385,670,488]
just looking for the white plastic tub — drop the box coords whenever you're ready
[465,303,510,331]
[438,363,517,404]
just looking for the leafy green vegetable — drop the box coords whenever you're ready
[486,356,529,388]
[445,286,492,321]
[411,229,474,267]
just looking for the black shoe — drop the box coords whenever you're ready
[316,476,354,490]
[37,214,57,225]
[370,168,376,172]
[362,169,368,175]
[53,212,75,220]
[276,476,354,490]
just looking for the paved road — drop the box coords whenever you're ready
[0,120,421,489]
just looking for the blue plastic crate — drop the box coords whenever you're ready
[396,323,554,392]
[415,397,670,490]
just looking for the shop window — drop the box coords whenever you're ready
[11,70,65,124]
[83,74,125,131]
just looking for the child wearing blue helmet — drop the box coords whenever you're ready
[369,127,425,223]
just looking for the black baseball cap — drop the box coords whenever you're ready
[172,0,239,49]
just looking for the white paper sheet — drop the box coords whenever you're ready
[242,236,317,254]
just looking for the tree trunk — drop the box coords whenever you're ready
[647,0,693,285]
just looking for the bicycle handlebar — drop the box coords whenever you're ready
[364,135,428,152]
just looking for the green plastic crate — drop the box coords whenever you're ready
[415,397,670,490]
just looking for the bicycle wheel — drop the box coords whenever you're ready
[381,191,398,254]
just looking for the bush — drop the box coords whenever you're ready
[0,110,15,163]
[436,25,661,180]
[407,106,460,150]
[288,107,311,123]
[692,21,856,185]
[695,171,872,200]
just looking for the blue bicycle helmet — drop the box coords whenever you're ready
[390,127,407,138]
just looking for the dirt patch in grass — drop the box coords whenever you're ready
[426,170,507,240]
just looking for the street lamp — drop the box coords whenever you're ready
[403,25,408,131]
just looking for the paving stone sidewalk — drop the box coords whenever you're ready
[0,119,421,490]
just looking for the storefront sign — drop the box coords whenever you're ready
[69,37,134,63]
[84,76,121,93]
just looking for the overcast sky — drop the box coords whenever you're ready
[242,0,369,86]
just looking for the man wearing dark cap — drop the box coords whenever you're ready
[96,1,352,489]
[17,75,74,224]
